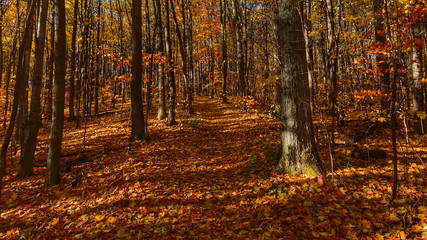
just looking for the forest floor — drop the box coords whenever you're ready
[0,97,426,239]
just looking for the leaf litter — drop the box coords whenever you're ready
[0,97,426,239]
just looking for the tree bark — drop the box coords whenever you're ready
[276,0,324,177]
[220,0,228,103]
[171,0,194,114]
[68,0,79,121]
[46,0,67,186]
[0,0,37,194]
[412,20,424,134]
[165,0,177,126]
[18,0,49,178]
[130,0,147,140]
[156,0,166,120]
[373,0,390,112]
[233,0,245,97]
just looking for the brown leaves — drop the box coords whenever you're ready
[0,97,426,239]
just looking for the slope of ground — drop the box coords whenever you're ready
[0,97,426,239]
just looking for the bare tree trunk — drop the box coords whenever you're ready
[276,0,324,177]
[18,0,49,179]
[130,0,147,141]
[46,0,67,186]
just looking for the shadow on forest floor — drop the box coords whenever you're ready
[0,97,426,239]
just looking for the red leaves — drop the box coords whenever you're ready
[1,97,426,239]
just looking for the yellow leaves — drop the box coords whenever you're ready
[94,214,105,221]
[389,213,401,222]
[377,117,387,123]
[51,218,59,226]
[108,217,116,223]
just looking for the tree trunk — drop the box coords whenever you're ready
[233,0,245,97]
[276,0,324,177]
[0,3,3,91]
[45,14,54,119]
[68,0,79,121]
[171,0,193,114]
[15,0,34,147]
[46,0,67,186]
[220,0,228,103]
[18,0,49,179]
[94,0,101,116]
[0,0,37,194]
[412,20,424,134]
[165,0,177,126]
[373,0,390,112]
[156,0,166,120]
[130,0,147,140]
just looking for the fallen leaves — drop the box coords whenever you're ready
[0,97,426,239]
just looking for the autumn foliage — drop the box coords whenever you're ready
[0,0,427,239]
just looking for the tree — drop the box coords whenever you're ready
[68,0,79,121]
[130,0,147,140]
[373,0,390,112]
[0,0,37,193]
[165,0,177,126]
[220,0,228,103]
[276,0,324,177]
[46,0,67,186]
[411,17,424,134]
[18,0,49,178]
[156,0,166,120]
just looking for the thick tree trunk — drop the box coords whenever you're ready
[18,0,49,179]
[276,0,324,177]
[130,0,147,140]
[46,0,67,186]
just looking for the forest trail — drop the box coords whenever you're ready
[1,97,426,239]
[0,97,282,239]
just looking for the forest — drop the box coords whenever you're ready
[0,0,426,238]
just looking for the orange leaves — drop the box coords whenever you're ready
[353,89,385,104]
[1,97,427,239]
